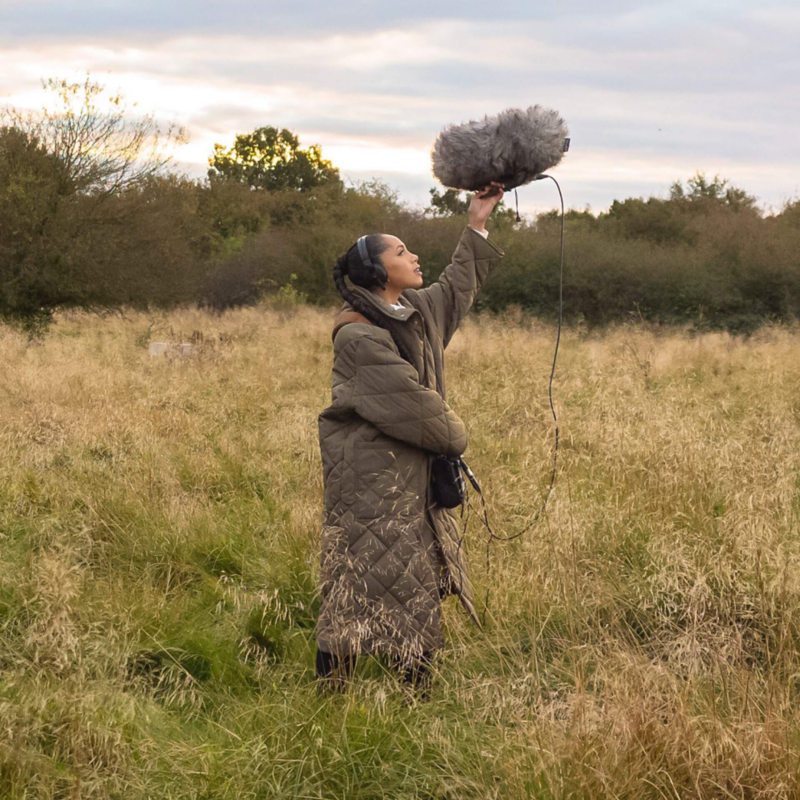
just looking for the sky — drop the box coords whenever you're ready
[1,0,798,219]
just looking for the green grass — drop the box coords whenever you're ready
[2,305,800,798]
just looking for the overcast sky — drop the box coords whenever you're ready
[2,0,798,218]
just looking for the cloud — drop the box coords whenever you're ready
[1,3,798,213]
[1,0,654,40]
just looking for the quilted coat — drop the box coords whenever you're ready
[316,225,505,663]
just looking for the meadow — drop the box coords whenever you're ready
[2,303,800,799]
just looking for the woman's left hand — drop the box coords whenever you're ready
[468,182,505,231]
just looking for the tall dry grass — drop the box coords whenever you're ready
[2,303,800,798]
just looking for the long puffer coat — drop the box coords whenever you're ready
[316,225,505,664]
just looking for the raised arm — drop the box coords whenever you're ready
[405,224,504,349]
[403,183,506,349]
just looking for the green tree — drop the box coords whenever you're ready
[208,126,342,192]
[0,75,187,334]
[426,186,471,216]
[669,171,758,212]
[426,185,519,230]
[603,196,694,244]
[775,198,800,229]
[602,172,760,246]
[0,127,71,331]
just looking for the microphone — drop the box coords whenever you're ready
[431,105,570,197]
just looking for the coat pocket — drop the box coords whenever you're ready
[354,440,424,522]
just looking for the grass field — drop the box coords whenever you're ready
[2,304,800,799]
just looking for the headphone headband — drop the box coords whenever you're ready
[355,234,387,290]
[356,235,373,269]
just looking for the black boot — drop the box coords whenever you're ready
[395,651,434,701]
[315,647,355,694]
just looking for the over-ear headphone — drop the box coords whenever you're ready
[356,235,388,290]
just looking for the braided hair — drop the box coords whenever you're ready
[333,234,416,367]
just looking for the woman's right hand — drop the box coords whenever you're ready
[469,182,505,231]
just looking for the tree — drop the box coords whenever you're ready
[208,126,342,192]
[669,171,758,212]
[426,185,519,228]
[602,172,761,246]
[3,75,186,197]
[775,199,800,229]
[0,75,188,334]
[603,196,695,244]
[0,127,71,331]
[426,186,471,217]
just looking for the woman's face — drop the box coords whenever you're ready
[378,235,424,290]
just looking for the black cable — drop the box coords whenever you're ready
[467,174,565,627]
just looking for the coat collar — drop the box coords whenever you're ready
[345,283,418,322]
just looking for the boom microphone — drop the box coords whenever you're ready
[431,105,569,197]
[430,106,570,624]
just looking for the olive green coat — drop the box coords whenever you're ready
[316,225,505,663]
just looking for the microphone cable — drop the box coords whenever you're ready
[460,173,565,627]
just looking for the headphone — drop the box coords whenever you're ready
[356,235,388,290]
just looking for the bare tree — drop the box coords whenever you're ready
[2,73,188,197]
[0,74,190,334]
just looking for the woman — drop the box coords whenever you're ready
[316,183,506,696]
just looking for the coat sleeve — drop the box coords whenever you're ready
[405,224,504,349]
[352,333,469,457]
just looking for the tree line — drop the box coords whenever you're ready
[1,75,799,336]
